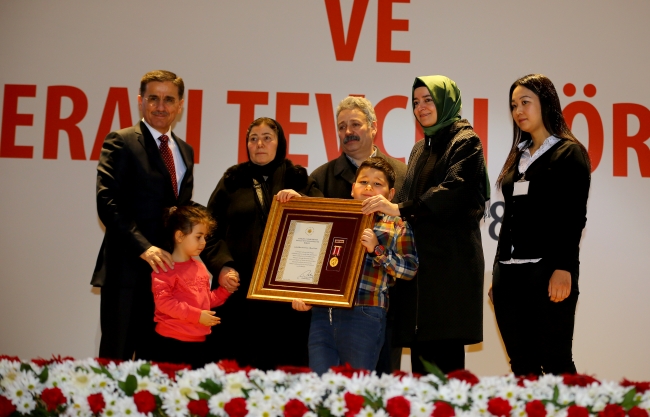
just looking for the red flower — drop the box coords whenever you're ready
[217,360,254,375]
[224,397,248,417]
[284,399,309,417]
[563,373,600,387]
[188,399,210,417]
[447,370,480,386]
[133,390,157,414]
[525,400,546,417]
[517,374,539,387]
[487,397,512,417]
[87,393,106,414]
[621,379,650,394]
[628,407,650,417]
[598,404,625,417]
[0,355,20,363]
[94,357,123,367]
[344,392,365,417]
[32,355,75,367]
[153,362,192,380]
[431,401,455,417]
[277,366,313,375]
[386,396,411,417]
[331,363,369,378]
[0,395,16,417]
[41,387,67,412]
[566,405,590,417]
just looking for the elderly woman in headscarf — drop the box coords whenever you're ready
[361,75,490,374]
[201,117,322,370]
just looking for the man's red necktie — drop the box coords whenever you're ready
[159,135,178,198]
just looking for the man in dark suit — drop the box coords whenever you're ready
[92,70,194,360]
[309,96,407,374]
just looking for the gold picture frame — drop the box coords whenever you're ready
[247,197,374,308]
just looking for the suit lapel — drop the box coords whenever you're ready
[172,132,193,197]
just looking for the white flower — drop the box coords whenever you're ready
[116,396,143,416]
[162,389,190,417]
[15,396,37,414]
[410,399,433,417]
[208,391,234,416]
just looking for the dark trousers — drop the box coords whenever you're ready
[147,331,208,370]
[410,339,465,374]
[492,261,579,376]
[99,280,156,361]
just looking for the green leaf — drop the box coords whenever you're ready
[241,387,251,400]
[20,363,34,373]
[420,356,448,383]
[118,374,138,396]
[621,388,641,411]
[137,363,151,377]
[198,379,223,395]
[552,385,560,404]
[197,392,212,401]
[38,366,49,384]
[363,390,384,411]
[316,404,334,417]
[90,365,114,380]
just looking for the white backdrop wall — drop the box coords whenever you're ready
[1,1,649,379]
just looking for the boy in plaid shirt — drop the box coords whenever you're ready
[293,157,418,374]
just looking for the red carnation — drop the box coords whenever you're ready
[0,395,17,417]
[133,390,157,414]
[344,392,365,417]
[386,396,410,417]
[629,407,650,417]
[41,387,67,412]
[224,397,248,417]
[431,401,455,417]
[0,355,20,363]
[563,373,600,387]
[277,366,313,375]
[217,360,254,375]
[517,374,539,387]
[598,404,625,417]
[621,379,650,394]
[447,370,480,386]
[284,399,309,417]
[525,400,546,417]
[566,405,590,417]
[87,393,106,414]
[188,399,210,417]
[153,362,191,380]
[95,357,123,367]
[331,363,369,378]
[487,397,512,417]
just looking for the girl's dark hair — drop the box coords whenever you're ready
[162,205,216,250]
[356,156,396,189]
[496,74,591,188]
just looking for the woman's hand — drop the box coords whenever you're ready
[276,189,301,203]
[361,194,400,216]
[360,228,379,253]
[292,299,312,311]
[548,270,571,302]
[199,310,221,326]
[218,266,240,292]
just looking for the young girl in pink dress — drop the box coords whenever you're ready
[149,206,236,368]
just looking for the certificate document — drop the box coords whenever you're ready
[276,220,332,284]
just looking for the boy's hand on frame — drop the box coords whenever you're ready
[292,299,312,311]
[360,228,379,253]
[276,189,301,203]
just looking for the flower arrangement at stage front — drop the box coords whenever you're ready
[0,355,649,417]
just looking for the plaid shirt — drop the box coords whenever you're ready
[355,213,418,308]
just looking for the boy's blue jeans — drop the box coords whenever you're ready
[308,306,386,375]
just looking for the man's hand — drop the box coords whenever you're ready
[548,270,571,302]
[276,189,301,203]
[292,299,312,311]
[360,228,379,253]
[218,266,240,292]
[361,194,400,216]
[199,310,221,326]
[140,246,174,273]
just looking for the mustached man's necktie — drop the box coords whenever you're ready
[159,135,178,198]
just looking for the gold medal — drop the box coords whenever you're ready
[329,257,339,267]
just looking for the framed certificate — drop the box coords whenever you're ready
[247,197,374,308]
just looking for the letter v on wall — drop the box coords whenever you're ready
[325,0,370,61]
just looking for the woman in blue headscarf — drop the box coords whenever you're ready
[362,75,489,374]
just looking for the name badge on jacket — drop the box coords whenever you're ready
[513,180,530,196]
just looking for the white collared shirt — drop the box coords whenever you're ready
[500,135,561,265]
[142,119,187,194]
[345,146,378,168]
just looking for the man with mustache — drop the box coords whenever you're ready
[92,70,195,361]
[309,96,407,373]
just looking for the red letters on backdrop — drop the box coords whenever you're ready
[186,90,203,164]
[90,87,132,160]
[43,86,88,160]
[1,84,36,158]
[613,103,650,177]
[325,0,410,63]
[276,93,310,167]
[226,91,270,163]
